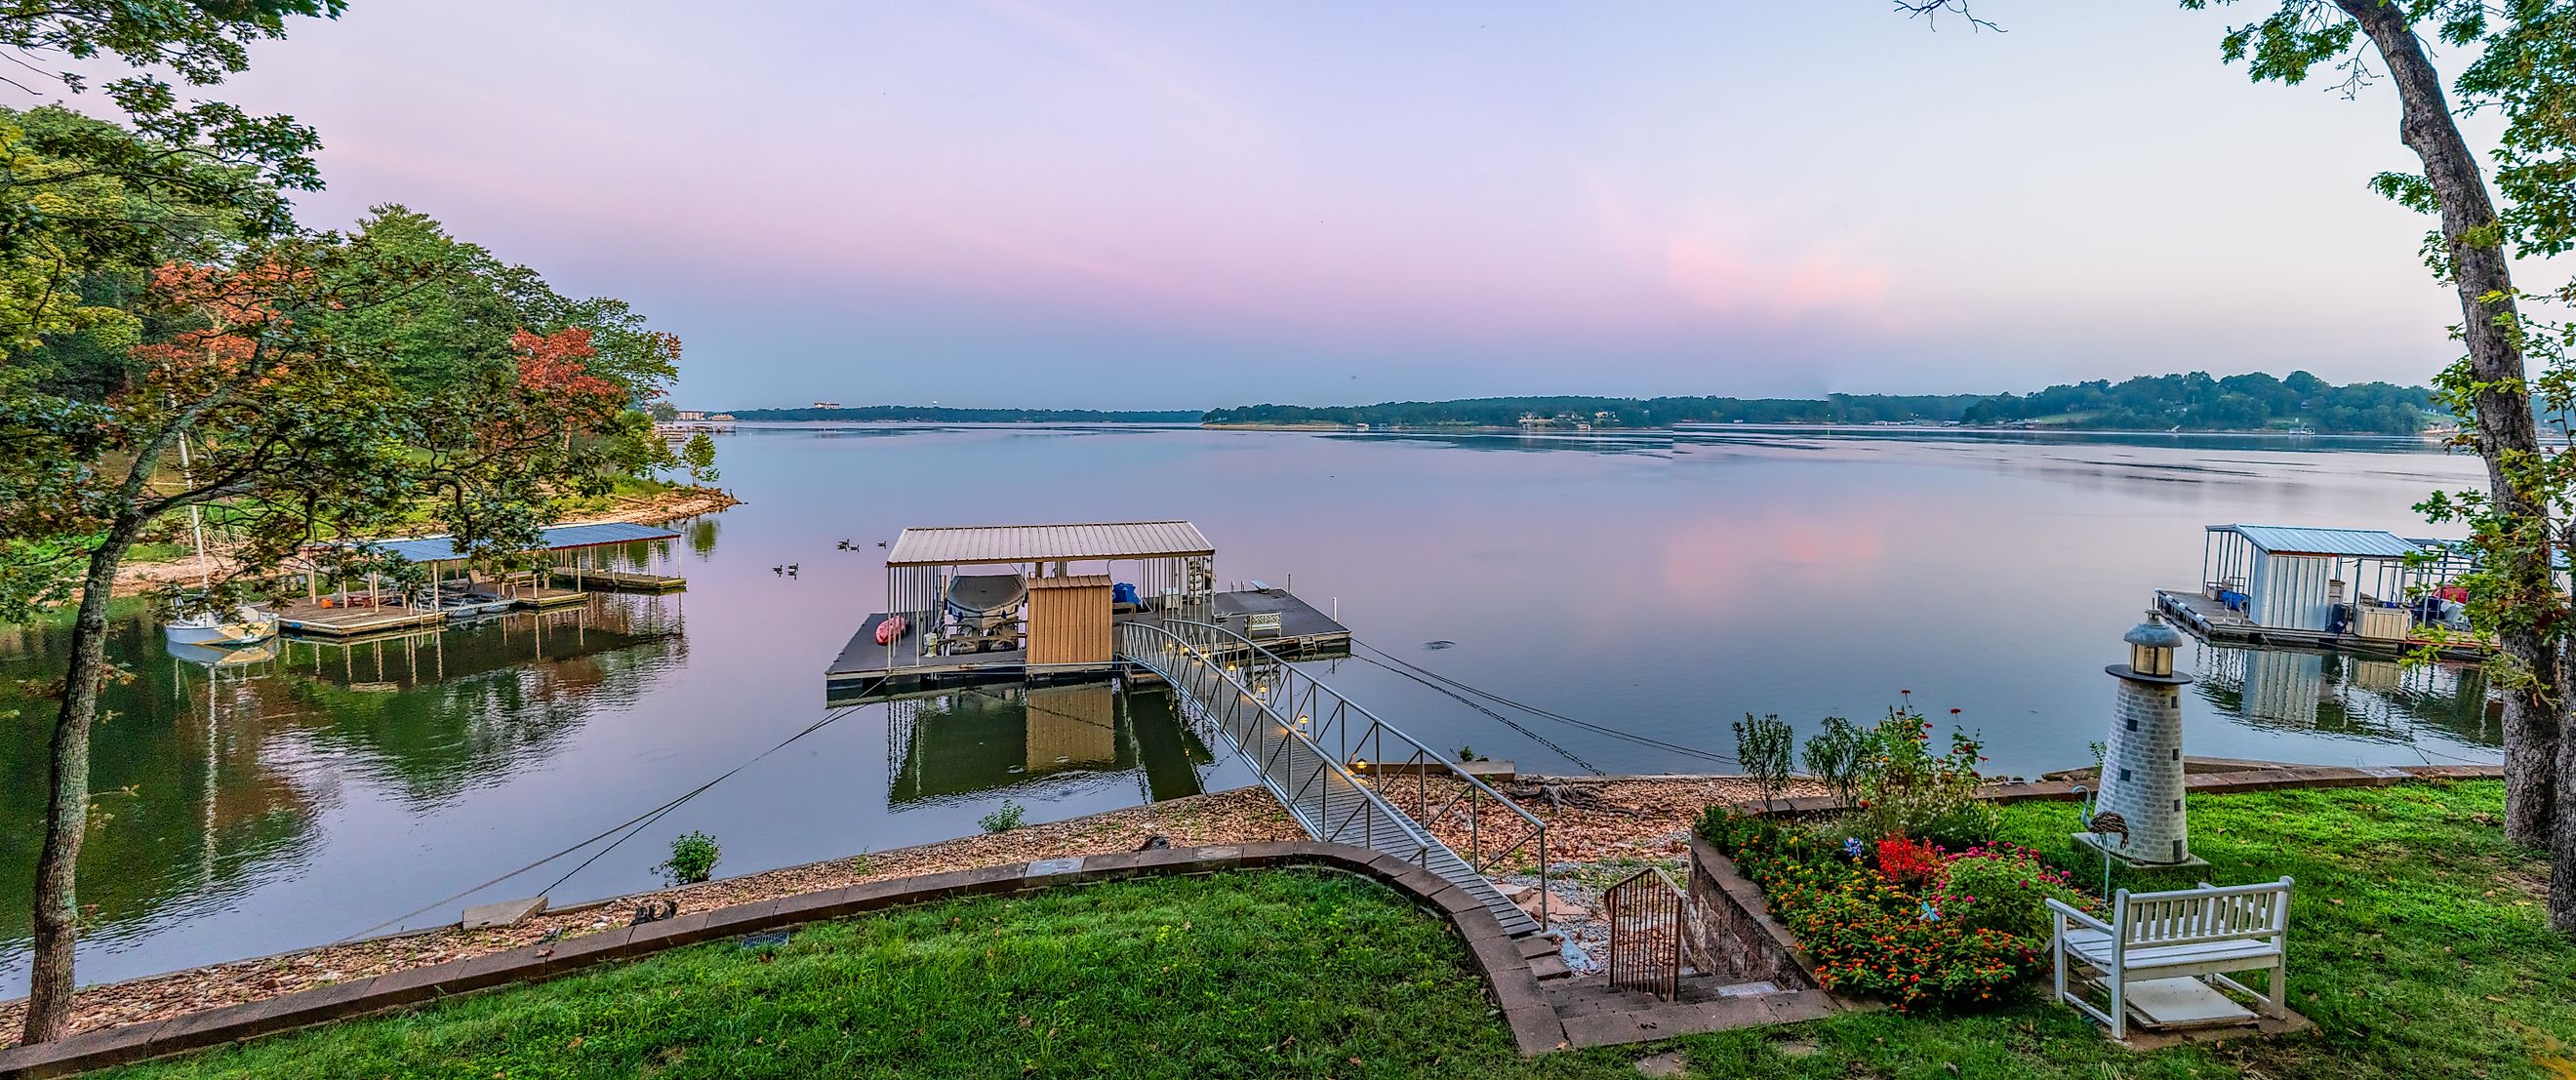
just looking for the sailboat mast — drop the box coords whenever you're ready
[178,433,211,590]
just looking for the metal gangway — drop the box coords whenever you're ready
[1114,619,1547,937]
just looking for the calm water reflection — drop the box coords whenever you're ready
[0,424,2502,990]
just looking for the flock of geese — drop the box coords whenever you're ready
[774,538,887,577]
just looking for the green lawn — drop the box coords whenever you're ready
[101,781,2576,1080]
[103,869,1601,1080]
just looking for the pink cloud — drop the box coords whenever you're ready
[1665,235,1893,321]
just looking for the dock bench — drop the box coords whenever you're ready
[2047,877,2292,1039]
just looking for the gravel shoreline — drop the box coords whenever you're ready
[0,776,1757,1046]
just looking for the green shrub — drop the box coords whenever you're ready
[656,830,720,886]
[1801,715,1876,808]
[1929,843,2092,941]
[978,799,1026,833]
[1853,702,1997,847]
[1732,712,1796,810]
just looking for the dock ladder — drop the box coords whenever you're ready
[1114,619,1547,937]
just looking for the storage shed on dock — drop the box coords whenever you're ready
[1026,575,1113,667]
[2199,525,2445,632]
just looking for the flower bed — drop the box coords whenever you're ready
[1699,702,2097,1012]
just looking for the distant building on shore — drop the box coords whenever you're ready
[813,401,841,409]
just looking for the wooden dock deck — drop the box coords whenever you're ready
[551,568,685,592]
[825,588,1352,700]
[2153,587,2493,662]
[514,585,589,610]
[275,601,446,638]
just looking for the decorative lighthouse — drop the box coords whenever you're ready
[2082,611,2204,867]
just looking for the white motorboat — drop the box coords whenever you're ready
[163,604,278,647]
[158,433,278,648]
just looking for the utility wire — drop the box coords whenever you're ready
[1352,639,1739,769]
[336,674,892,944]
[1348,653,1604,775]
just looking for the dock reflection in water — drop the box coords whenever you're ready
[883,683,1216,809]
[2191,641,2498,749]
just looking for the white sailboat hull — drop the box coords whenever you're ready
[162,609,279,647]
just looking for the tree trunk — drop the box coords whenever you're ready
[21,523,139,1043]
[2342,2,2565,860]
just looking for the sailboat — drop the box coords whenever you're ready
[161,434,278,648]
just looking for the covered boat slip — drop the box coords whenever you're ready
[279,522,685,637]
[829,520,1349,700]
[2154,523,2490,660]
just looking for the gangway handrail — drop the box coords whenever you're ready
[1114,617,1547,925]
[1143,619,1548,842]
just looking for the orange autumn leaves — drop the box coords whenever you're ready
[510,327,623,404]
[128,261,298,380]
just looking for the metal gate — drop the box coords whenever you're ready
[1604,867,1689,999]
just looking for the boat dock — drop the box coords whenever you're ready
[275,601,448,638]
[282,522,684,638]
[827,587,1350,700]
[825,520,1351,700]
[2153,588,2491,661]
[2156,523,2493,661]
[551,567,687,592]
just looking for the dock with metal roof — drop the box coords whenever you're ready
[2153,523,2491,660]
[279,522,685,637]
[826,586,1351,700]
[831,519,1348,698]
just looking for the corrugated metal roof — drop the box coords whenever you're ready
[351,521,681,564]
[2210,524,2418,558]
[886,521,1212,567]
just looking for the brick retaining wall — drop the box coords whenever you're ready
[0,842,1566,1078]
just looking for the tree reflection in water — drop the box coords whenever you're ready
[0,591,685,956]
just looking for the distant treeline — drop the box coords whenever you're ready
[1202,371,2437,434]
[725,406,1202,423]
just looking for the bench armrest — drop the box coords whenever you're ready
[2045,898,2112,934]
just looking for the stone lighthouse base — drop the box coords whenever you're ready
[2072,831,2209,871]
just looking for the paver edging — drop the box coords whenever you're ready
[0,842,1560,1077]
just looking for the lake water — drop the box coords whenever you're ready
[0,424,2501,991]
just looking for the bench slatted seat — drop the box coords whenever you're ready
[2046,876,2292,1039]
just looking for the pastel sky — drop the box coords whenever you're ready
[60,1,2521,409]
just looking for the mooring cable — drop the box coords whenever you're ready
[1351,639,1740,769]
[335,674,894,944]
[1348,653,1605,775]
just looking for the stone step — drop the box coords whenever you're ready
[1526,952,1572,980]
[1545,986,1665,1019]
[1556,989,1843,1048]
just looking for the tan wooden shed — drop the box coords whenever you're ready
[1026,575,1113,667]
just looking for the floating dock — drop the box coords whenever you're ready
[2153,588,2492,662]
[274,601,447,638]
[826,587,1350,700]
[551,567,686,592]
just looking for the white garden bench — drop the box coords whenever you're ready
[2045,877,2292,1039]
